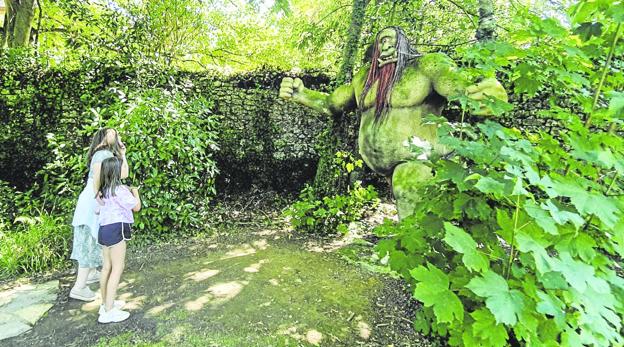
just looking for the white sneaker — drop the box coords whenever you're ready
[98,307,130,324]
[98,300,126,315]
[86,270,101,285]
[69,286,96,301]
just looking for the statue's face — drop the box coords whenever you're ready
[377,28,398,67]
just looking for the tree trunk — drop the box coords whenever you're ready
[475,0,496,42]
[312,0,369,198]
[2,0,36,48]
[336,0,369,85]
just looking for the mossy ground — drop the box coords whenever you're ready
[4,227,430,347]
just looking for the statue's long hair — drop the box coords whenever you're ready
[360,27,417,123]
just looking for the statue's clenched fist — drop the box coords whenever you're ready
[465,78,508,116]
[279,77,304,99]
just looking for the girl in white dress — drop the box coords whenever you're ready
[69,128,128,301]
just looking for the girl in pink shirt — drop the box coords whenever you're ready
[95,157,141,324]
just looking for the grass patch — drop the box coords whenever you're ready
[0,211,71,280]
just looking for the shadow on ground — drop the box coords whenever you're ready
[3,228,431,347]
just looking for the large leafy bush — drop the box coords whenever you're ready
[375,3,624,346]
[40,88,220,237]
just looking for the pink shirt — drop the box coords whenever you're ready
[96,186,137,226]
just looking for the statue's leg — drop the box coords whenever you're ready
[391,161,432,219]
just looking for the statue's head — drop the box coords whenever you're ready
[377,27,399,67]
[361,26,417,123]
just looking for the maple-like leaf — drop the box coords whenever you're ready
[466,271,526,325]
[411,264,464,324]
[443,223,489,273]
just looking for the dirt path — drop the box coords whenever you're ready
[2,227,431,347]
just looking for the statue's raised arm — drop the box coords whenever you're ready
[418,52,508,115]
[279,77,356,116]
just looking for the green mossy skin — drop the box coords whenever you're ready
[354,53,460,177]
[391,161,433,218]
[358,106,440,176]
[417,53,468,99]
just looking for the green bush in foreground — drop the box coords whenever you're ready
[375,5,624,346]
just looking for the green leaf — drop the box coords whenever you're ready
[443,223,489,272]
[524,201,558,235]
[475,177,506,198]
[551,176,621,229]
[437,160,470,191]
[612,218,624,258]
[541,200,584,230]
[555,234,596,262]
[470,308,509,347]
[568,133,616,169]
[400,232,425,254]
[411,264,464,324]
[573,22,603,41]
[466,271,526,325]
[548,252,596,292]
[536,291,566,329]
[516,232,552,274]
[606,3,624,22]
[512,177,529,196]
[389,250,410,273]
[607,91,624,119]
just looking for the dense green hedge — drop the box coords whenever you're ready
[0,51,331,193]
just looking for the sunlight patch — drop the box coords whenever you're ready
[244,259,269,273]
[207,281,246,303]
[222,245,256,259]
[186,268,220,282]
[118,278,136,290]
[146,302,175,317]
[306,329,323,345]
[278,326,303,340]
[252,239,269,250]
[255,229,279,236]
[357,321,371,340]
[80,300,100,312]
[184,293,212,311]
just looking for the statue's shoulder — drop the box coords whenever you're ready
[417,52,457,78]
[352,64,370,88]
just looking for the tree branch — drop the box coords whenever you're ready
[445,0,478,29]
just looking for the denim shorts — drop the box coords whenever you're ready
[98,222,132,247]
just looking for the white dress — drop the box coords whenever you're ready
[69,150,114,268]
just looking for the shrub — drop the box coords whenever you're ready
[286,151,379,234]
[39,88,220,238]
[374,8,624,346]
[0,211,71,279]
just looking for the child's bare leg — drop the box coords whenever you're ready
[100,246,112,307]
[105,241,126,311]
[73,267,91,289]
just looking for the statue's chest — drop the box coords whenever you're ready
[357,69,431,109]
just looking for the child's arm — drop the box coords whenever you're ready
[130,187,141,212]
[95,193,104,215]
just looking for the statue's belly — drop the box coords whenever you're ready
[358,107,439,176]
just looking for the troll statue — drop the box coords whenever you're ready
[280,27,508,218]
